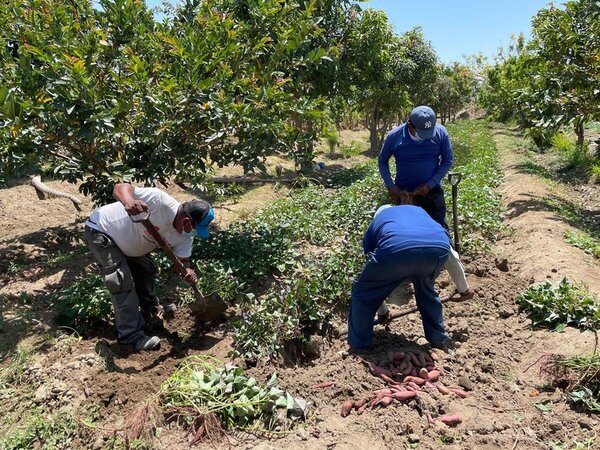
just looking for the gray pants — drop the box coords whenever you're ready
[84,226,158,344]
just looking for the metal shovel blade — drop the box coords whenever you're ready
[189,293,228,323]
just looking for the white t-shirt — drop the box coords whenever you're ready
[86,187,193,258]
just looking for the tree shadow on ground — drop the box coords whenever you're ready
[504,193,600,237]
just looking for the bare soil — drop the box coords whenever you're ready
[1,126,599,449]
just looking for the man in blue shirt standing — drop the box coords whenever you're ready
[378,105,452,228]
[348,204,451,351]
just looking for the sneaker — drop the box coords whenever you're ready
[432,340,456,355]
[134,335,161,352]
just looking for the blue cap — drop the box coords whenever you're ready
[183,200,214,239]
[409,106,437,140]
[195,207,214,239]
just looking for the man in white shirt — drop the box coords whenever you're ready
[84,183,214,352]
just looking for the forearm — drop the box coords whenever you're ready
[113,183,136,204]
[445,247,469,293]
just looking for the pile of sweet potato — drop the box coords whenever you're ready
[340,350,466,426]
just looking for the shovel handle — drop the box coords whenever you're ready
[448,172,462,186]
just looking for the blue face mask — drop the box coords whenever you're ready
[183,229,197,238]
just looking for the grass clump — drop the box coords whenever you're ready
[543,354,600,413]
[0,407,78,450]
[0,346,33,390]
[159,355,308,443]
[516,278,600,331]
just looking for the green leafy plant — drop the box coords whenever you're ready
[51,275,112,334]
[564,231,600,259]
[516,278,600,331]
[159,356,308,435]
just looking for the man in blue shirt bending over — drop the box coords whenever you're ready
[378,105,452,228]
[348,204,451,351]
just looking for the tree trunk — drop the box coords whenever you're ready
[575,121,585,147]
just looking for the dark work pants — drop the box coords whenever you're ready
[414,185,448,231]
[348,247,450,349]
[84,226,158,345]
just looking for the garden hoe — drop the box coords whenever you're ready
[130,211,227,323]
[373,290,472,326]
[447,172,462,254]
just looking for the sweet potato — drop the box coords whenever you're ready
[391,390,416,401]
[440,414,462,426]
[357,403,368,415]
[354,399,365,410]
[406,381,421,391]
[426,364,435,371]
[436,384,450,395]
[424,381,436,390]
[380,373,400,385]
[427,370,441,382]
[397,359,409,372]
[417,352,428,368]
[419,368,429,379]
[401,360,413,376]
[369,363,393,378]
[449,388,469,398]
[403,376,426,386]
[388,351,395,363]
[409,352,421,367]
[430,352,439,361]
[375,396,393,407]
[373,388,393,396]
[427,413,436,427]
[423,352,434,365]
[394,351,406,362]
[341,400,354,417]
[410,368,418,377]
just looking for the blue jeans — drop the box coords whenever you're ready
[348,246,450,349]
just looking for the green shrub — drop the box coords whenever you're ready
[551,132,575,154]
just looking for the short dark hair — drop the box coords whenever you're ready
[181,199,211,225]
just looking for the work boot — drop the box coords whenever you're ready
[134,335,161,352]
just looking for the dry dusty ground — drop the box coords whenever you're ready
[0,126,599,449]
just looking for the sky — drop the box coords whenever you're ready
[145,0,557,64]
[359,0,556,64]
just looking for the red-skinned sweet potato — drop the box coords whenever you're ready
[440,414,462,426]
[391,390,417,401]
[341,400,354,417]
[427,370,441,381]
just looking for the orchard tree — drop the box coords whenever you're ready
[432,62,477,124]
[527,0,600,145]
[0,0,337,202]
[341,9,437,152]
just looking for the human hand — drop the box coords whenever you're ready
[459,287,475,300]
[124,199,148,216]
[413,183,431,197]
[182,268,197,284]
[387,185,403,204]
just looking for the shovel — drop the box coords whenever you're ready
[130,210,227,323]
[447,172,462,254]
